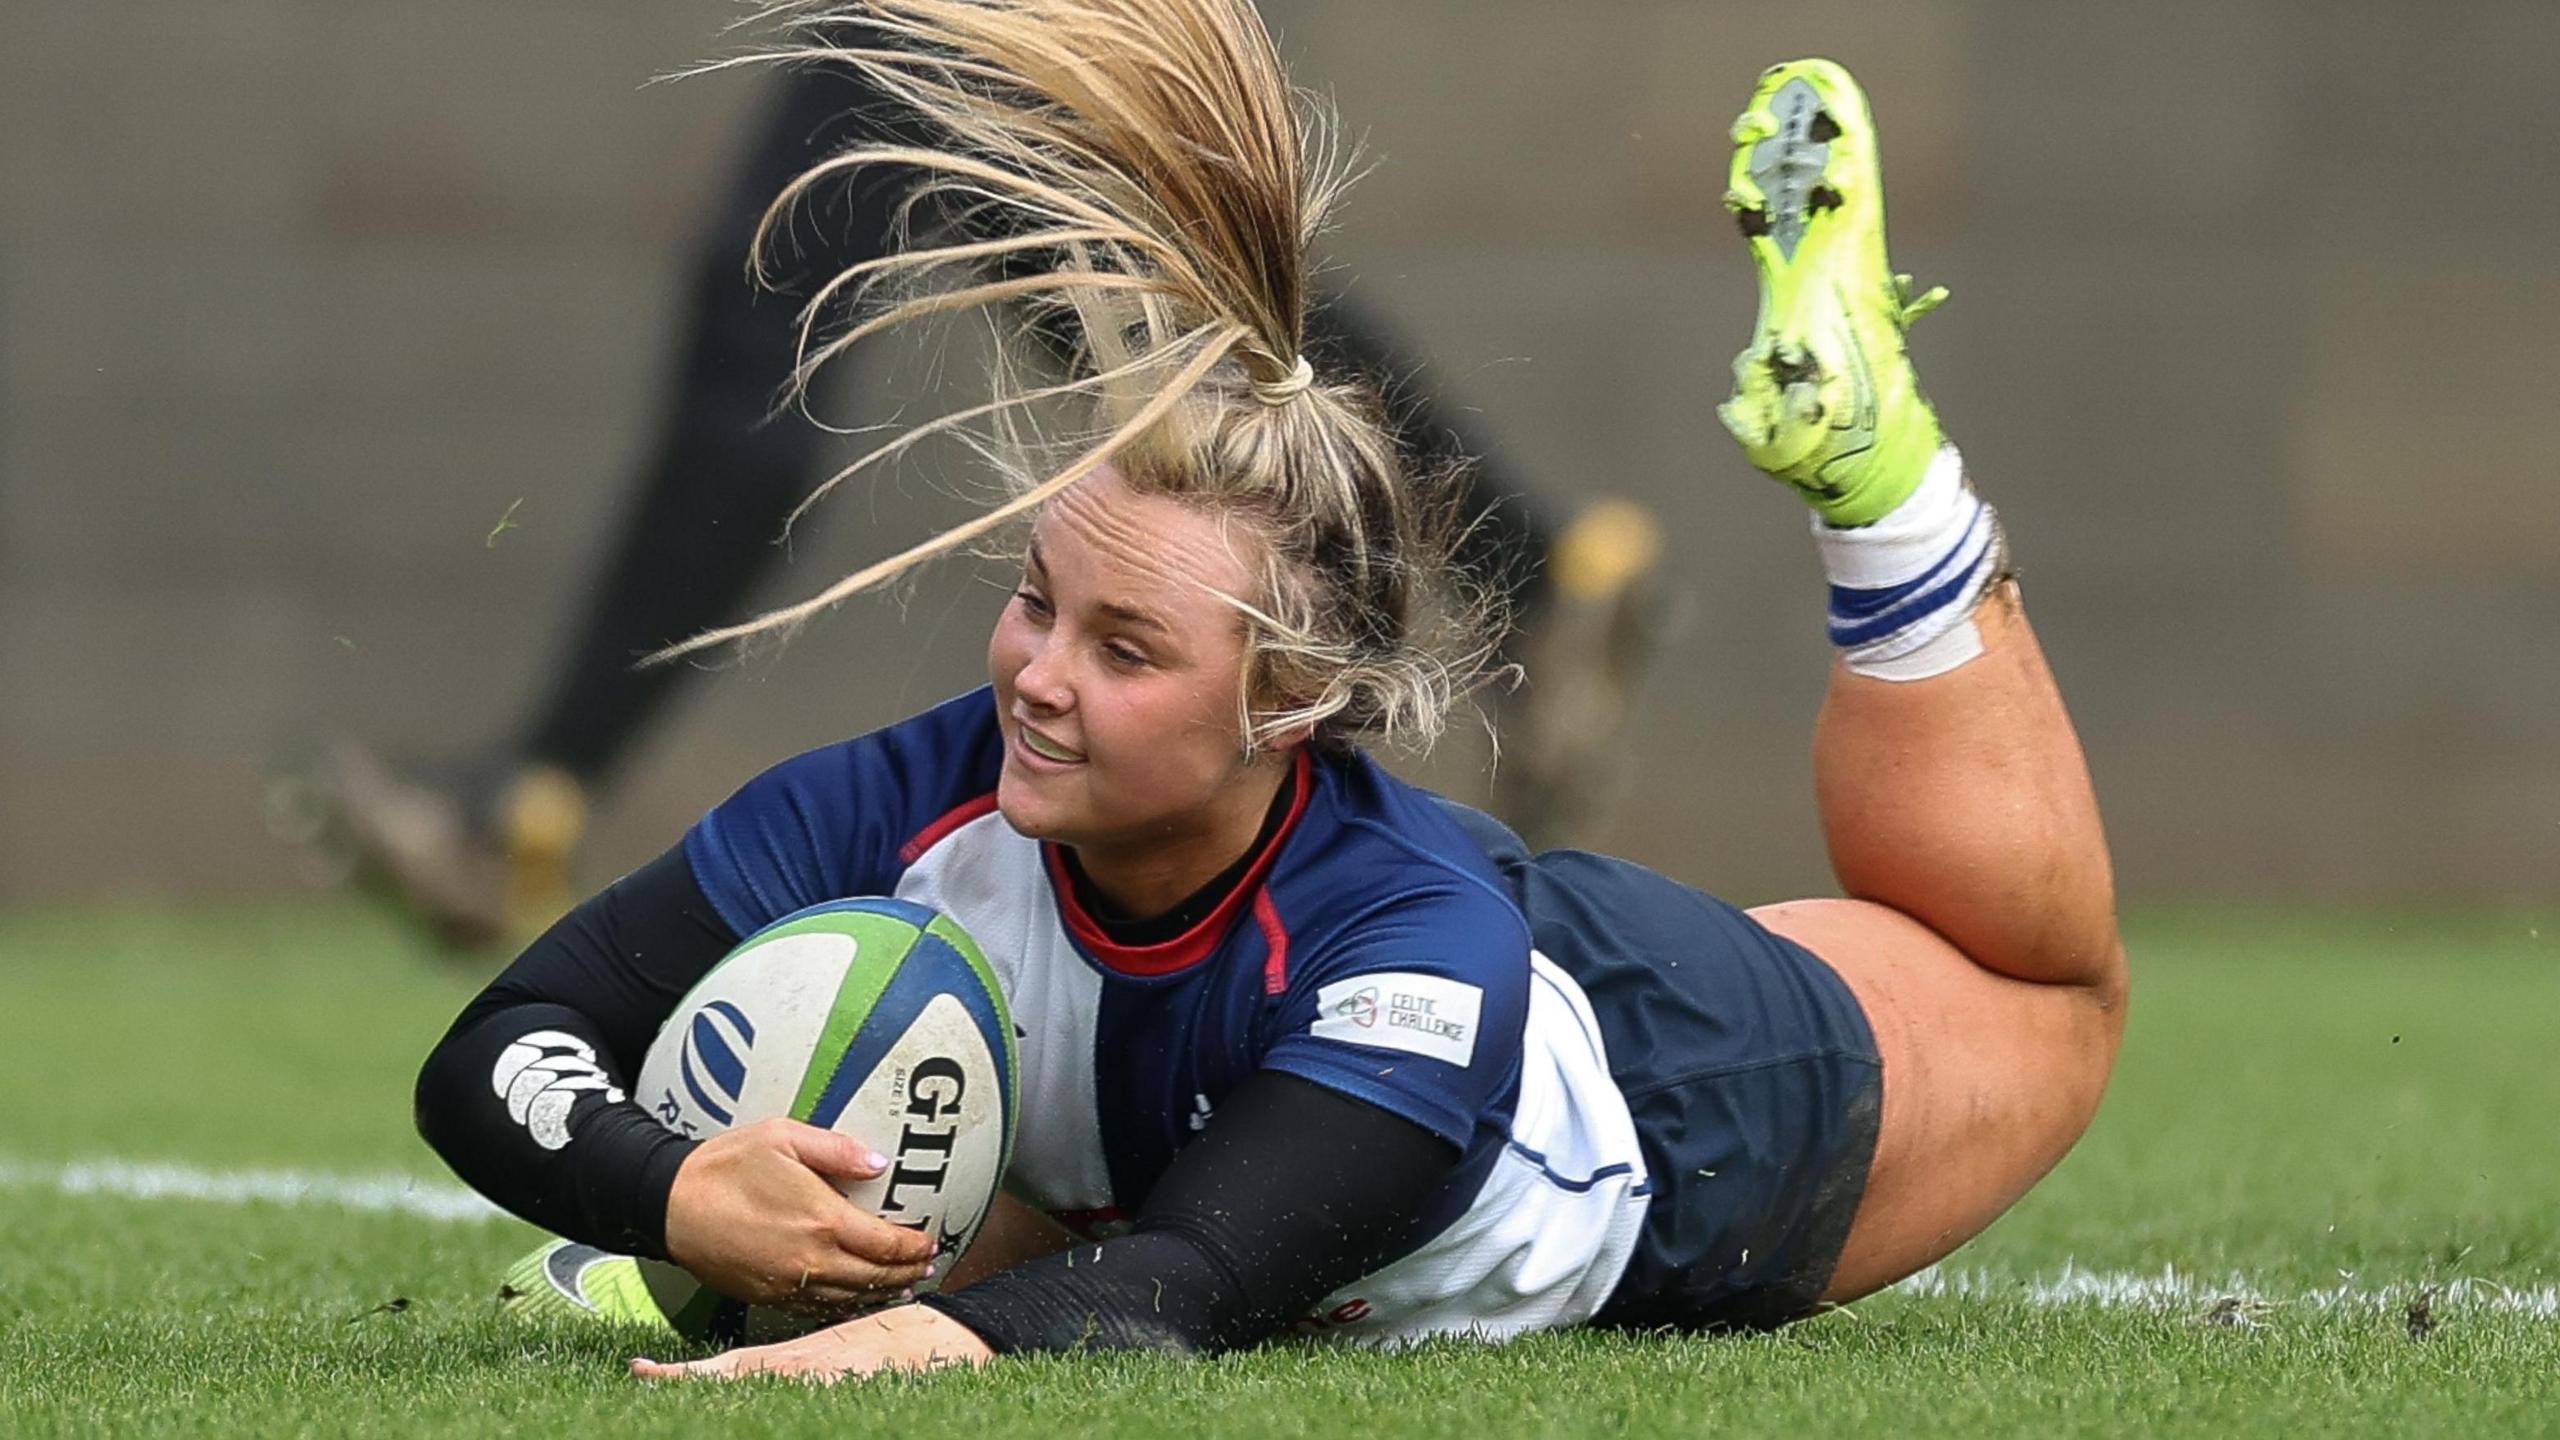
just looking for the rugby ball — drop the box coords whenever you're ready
[630,897,1016,1342]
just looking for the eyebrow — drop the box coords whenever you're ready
[1099,601,1173,636]
[1024,541,1174,636]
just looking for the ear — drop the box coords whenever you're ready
[1257,718,1318,756]
[1236,707,1314,765]
[1238,669,1319,760]
[1233,693,1315,764]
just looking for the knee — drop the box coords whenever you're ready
[2060,936,2130,1116]
[2031,894,2127,1015]
[2068,910,2128,990]
[2086,929,2130,1026]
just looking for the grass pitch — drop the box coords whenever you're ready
[2,902,2554,1436]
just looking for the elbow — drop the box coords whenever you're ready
[412,1034,468,1169]
[413,993,511,1167]
[412,1059,440,1151]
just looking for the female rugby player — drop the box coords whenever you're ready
[414,0,2126,1382]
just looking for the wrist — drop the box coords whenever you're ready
[572,1103,699,1261]
[629,1126,702,1261]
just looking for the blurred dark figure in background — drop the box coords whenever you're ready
[318,67,1664,951]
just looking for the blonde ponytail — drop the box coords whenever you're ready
[667,0,1501,753]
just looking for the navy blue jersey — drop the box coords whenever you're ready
[682,689,1651,1342]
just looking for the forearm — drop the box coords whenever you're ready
[921,1071,1456,1356]
[413,845,740,1255]
[922,1226,1284,1355]
[414,1004,698,1256]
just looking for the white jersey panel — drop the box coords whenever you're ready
[1302,953,1649,1345]
[895,812,1113,1218]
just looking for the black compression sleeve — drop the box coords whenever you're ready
[413,845,739,1257]
[919,1071,1459,1355]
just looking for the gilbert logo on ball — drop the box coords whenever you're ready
[633,896,1016,1343]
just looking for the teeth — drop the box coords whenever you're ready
[1022,728,1084,763]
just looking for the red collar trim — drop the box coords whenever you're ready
[899,792,1002,865]
[1045,749,1313,978]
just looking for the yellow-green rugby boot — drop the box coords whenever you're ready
[1718,59,1947,527]
[497,1239,676,1331]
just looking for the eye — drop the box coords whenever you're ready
[1103,640,1151,670]
[1014,587,1053,620]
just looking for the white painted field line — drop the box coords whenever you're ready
[1,1155,2552,1321]
[1897,1261,2560,1320]
[0,1155,502,1224]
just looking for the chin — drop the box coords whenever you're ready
[995,769,1076,843]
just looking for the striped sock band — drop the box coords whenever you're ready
[1816,444,2006,681]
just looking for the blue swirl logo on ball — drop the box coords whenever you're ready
[678,1000,756,1125]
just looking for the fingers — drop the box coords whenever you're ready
[631,1351,817,1382]
[770,1273,911,1316]
[629,1355,845,1384]
[748,1222,932,1304]
[629,1309,986,1386]
[629,1335,858,1384]
[672,1118,936,1305]
[800,1247,933,1297]
[765,1121,935,1275]
[834,1207,940,1267]
[753,1120,939,1270]
[773,1120,890,1183]
[630,1354,722,1380]
[771,1122,937,1269]
[696,1218,930,1305]
[737,1257,925,1307]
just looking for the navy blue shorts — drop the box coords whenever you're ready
[1443,806,1885,1331]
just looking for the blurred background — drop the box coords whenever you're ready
[2,0,2553,912]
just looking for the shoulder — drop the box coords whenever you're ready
[1251,753,1529,1144]
[751,687,1002,799]
[683,688,1007,934]
[1283,752,1522,919]
[1264,751,1529,985]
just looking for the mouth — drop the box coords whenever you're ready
[1013,721,1087,766]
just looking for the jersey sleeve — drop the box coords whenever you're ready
[413,845,737,1259]
[920,1069,1456,1355]
[682,687,1004,937]
[1256,882,1532,1149]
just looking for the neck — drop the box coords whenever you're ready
[1069,754,1294,920]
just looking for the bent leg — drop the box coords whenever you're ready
[1708,58,2124,1303]
[1753,585,2126,1301]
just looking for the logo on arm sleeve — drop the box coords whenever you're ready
[1309,973,1483,1067]
[491,1030,625,1152]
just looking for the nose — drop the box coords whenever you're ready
[1013,632,1073,714]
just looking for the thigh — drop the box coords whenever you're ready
[1750,898,2124,1302]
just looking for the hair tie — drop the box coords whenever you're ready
[1250,353,1316,406]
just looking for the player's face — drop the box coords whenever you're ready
[987,467,1289,893]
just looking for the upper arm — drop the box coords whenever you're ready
[446,844,739,1073]
[1256,886,1533,1148]
[684,689,1005,936]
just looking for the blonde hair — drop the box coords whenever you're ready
[672,0,1502,753]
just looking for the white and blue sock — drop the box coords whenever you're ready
[1815,444,2006,681]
